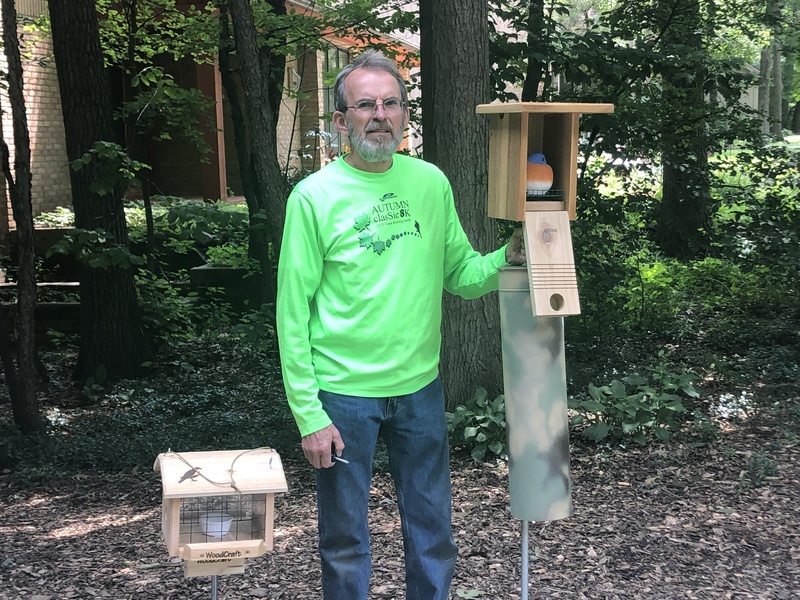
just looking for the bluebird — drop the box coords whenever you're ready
[526,152,553,196]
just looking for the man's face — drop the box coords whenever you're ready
[334,68,408,164]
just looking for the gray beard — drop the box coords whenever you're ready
[347,120,404,163]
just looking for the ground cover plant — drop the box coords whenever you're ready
[1,142,798,598]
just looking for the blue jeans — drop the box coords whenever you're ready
[316,377,458,600]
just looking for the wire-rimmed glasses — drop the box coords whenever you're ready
[343,98,405,115]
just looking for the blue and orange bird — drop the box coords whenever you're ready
[526,152,553,196]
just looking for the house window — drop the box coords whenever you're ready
[321,45,350,160]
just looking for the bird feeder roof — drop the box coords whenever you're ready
[476,102,614,115]
[154,448,288,498]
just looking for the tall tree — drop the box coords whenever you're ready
[48,0,151,379]
[0,0,40,432]
[767,0,784,139]
[759,47,771,135]
[420,0,504,407]
[654,0,714,259]
[219,0,289,304]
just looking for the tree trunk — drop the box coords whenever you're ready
[1,0,41,432]
[654,0,713,260]
[521,0,547,101]
[758,48,770,136]
[225,0,289,304]
[218,3,270,306]
[420,0,503,409]
[768,0,783,140]
[48,0,151,380]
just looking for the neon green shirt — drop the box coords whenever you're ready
[276,154,507,436]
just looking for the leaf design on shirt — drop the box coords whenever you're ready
[358,232,373,248]
[353,213,370,232]
[372,240,386,255]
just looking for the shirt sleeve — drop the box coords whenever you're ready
[441,180,508,299]
[275,191,333,437]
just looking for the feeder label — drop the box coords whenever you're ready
[197,558,232,564]
[200,550,243,559]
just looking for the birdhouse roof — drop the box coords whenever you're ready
[154,448,288,498]
[476,102,614,115]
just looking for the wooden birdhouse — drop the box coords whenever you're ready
[476,102,614,317]
[153,448,288,578]
[475,102,614,221]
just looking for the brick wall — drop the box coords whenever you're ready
[0,0,72,250]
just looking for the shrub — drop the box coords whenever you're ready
[447,387,507,461]
[569,355,700,445]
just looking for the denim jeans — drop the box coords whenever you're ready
[316,377,458,600]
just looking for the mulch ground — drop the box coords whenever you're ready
[1,409,798,600]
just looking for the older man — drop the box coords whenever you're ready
[276,49,524,600]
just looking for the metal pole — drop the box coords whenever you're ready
[521,520,529,600]
[210,575,218,600]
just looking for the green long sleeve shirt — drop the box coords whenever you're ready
[276,154,507,436]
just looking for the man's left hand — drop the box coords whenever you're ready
[505,227,526,265]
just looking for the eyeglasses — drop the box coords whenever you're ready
[344,98,405,115]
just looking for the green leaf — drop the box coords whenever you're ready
[470,445,486,462]
[622,374,648,386]
[580,400,606,413]
[653,427,671,441]
[610,380,628,398]
[584,422,610,442]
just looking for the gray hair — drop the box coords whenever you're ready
[333,49,409,112]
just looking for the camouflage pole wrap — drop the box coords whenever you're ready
[498,266,573,599]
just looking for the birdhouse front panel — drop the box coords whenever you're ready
[522,211,580,317]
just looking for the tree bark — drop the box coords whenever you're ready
[420,0,503,409]
[1,0,41,432]
[48,0,151,380]
[768,0,783,140]
[225,0,289,304]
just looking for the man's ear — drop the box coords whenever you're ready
[333,111,349,135]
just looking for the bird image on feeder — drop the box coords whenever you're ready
[476,101,614,599]
[153,448,287,596]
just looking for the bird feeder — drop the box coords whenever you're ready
[476,102,614,318]
[477,102,614,599]
[153,448,288,579]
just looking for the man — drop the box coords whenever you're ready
[276,49,524,600]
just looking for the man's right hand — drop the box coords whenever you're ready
[301,423,345,469]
